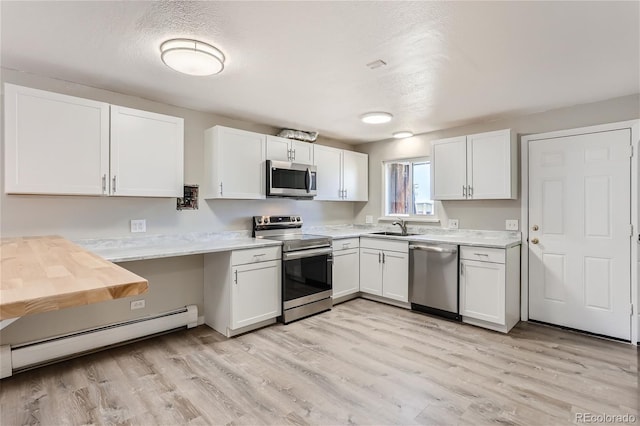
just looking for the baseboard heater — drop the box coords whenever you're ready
[4,305,198,377]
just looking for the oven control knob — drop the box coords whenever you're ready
[264,217,270,224]
[296,216,301,222]
[290,216,296,222]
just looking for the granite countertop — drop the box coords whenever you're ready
[73,225,522,263]
[74,231,282,263]
[307,225,522,249]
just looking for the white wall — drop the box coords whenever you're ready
[0,68,356,240]
[354,94,640,231]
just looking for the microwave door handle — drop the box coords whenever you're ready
[305,168,311,193]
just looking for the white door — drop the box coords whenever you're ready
[266,135,291,162]
[382,251,409,302]
[231,260,281,330]
[467,129,514,199]
[431,136,467,200]
[4,84,109,195]
[359,249,383,295]
[314,145,343,201]
[332,248,360,299]
[342,150,368,201]
[216,127,266,199]
[529,129,632,340]
[110,106,184,197]
[460,259,505,325]
[291,140,314,165]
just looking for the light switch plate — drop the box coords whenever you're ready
[130,219,146,233]
[448,219,459,229]
[506,219,519,231]
[365,215,374,224]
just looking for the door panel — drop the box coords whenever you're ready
[359,249,383,296]
[529,129,631,339]
[431,136,467,200]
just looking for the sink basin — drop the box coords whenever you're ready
[369,231,419,237]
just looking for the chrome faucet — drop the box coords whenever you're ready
[392,218,408,236]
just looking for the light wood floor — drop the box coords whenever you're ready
[0,299,637,425]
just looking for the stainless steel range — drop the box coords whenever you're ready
[253,215,332,324]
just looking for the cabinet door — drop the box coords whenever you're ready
[332,248,360,299]
[4,84,109,195]
[205,126,266,199]
[431,136,467,200]
[382,251,409,302]
[460,259,505,324]
[342,150,368,201]
[110,106,184,197]
[359,249,383,296]
[313,144,343,200]
[290,140,314,165]
[231,260,281,330]
[266,135,291,162]
[467,129,515,199]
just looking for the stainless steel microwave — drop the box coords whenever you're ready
[266,160,317,199]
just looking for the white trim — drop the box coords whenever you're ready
[520,120,639,344]
[380,157,437,220]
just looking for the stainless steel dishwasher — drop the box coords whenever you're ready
[409,242,460,321]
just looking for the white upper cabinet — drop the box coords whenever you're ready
[4,83,109,195]
[266,135,313,165]
[314,145,368,201]
[204,126,266,199]
[314,144,343,200]
[431,129,516,200]
[431,136,467,200]
[4,84,184,197]
[342,150,368,201]
[110,106,184,197]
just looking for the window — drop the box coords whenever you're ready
[383,157,434,217]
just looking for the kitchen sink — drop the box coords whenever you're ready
[369,231,419,237]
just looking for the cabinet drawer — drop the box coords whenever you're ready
[232,246,281,265]
[360,237,408,253]
[333,238,360,251]
[460,246,504,263]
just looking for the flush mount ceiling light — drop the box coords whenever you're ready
[393,131,414,139]
[160,38,225,76]
[360,112,393,124]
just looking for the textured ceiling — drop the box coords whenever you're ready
[1,1,638,144]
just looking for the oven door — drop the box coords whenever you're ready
[267,160,317,198]
[282,247,332,309]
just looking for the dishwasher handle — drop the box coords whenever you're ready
[409,245,457,254]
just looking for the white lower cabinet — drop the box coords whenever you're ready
[204,246,281,337]
[459,245,520,333]
[359,238,409,304]
[332,238,360,300]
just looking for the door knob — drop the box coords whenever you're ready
[531,225,539,231]
[531,238,539,244]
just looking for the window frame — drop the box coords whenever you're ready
[379,156,440,223]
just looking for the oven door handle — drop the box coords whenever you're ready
[282,246,333,260]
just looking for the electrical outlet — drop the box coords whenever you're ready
[365,215,373,224]
[448,219,459,229]
[505,219,519,231]
[130,299,145,310]
[130,219,146,233]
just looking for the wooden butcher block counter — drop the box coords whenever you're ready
[0,236,148,320]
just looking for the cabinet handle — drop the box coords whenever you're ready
[102,174,107,193]
[112,175,117,193]
[382,252,386,263]
[378,252,381,263]
[342,243,350,249]
[460,263,464,275]
[462,185,467,197]
[234,270,238,284]
[344,189,348,199]
[220,182,223,196]
[468,186,473,197]
[292,148,296,160]
[287,149,291,161]
[474,253,489,257]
